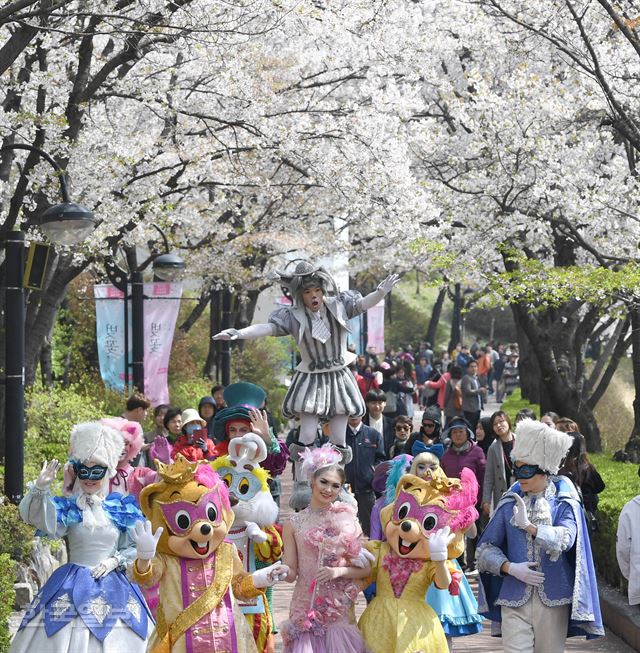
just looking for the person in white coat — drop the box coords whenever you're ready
[616,493,640,606]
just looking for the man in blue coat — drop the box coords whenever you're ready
[476,419,604,652]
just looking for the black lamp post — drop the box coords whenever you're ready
[104,225,185,394]
[0,143,96,503]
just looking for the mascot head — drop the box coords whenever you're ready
[138,455,233,559]
[381,468,479,560]
[210,433,279,527]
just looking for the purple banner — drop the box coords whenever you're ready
[367,300,385,353]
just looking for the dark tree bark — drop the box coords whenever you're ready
[616,306,640,462]
[448,283,462,354]
[426,286,446,347]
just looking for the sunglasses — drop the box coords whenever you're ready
[395,425,411,431]
[422,422,436,428]
[513,463,543,480]
[74,463,108,480]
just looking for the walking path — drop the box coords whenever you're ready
[270,406,636,653]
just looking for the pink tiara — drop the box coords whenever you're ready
[299,444,343,479]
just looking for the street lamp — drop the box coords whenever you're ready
[0,143,96,503]
[104,224,185,394]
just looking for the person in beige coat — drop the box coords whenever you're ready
[482,411,516,516]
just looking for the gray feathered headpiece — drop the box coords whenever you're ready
[270,260,339,306]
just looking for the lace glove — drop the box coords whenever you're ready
[91,557,119,579]
[245,521,268,544]
[351,548,375,569]
[252,561,290,588]
[35,459,61,491]
[132,520,163,560]
[507,561,545,586]
[429,526,455,562]
[512,494,532,530]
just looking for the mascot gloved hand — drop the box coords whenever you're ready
[358,468,479,653]
[211,434,284,653]
[130,454,285,653]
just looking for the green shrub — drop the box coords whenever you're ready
[167,378,216,412]
[22,384,108,487]
[0,553,16,653]
[500,389,541,425]
[589,453,639,590]
[0,501,34,564]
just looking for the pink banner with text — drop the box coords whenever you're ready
[367,300,385,353]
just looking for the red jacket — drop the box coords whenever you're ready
[171,431,216,462]
[427,372,451,409]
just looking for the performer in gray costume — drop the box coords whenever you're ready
[213,261,399,506]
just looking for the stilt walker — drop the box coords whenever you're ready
[213,261,399,507]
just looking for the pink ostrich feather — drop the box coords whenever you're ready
[444,468,479,532]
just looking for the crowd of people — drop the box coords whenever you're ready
[7,258,638,653]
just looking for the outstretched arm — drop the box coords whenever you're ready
[358,274,401,312]
[212,323,277,341]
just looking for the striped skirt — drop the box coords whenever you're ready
[283,368,366,419]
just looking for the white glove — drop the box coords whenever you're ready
[508,561,545,586]
[252,561,290,588]
[91,557,119,579]
[351,547,376,569]
[428,526,455,562]
[212,328,241,341]
[377,273,401,295]
[245,521,268,544]
[132,520,163,560]
[512,494,532,530]
[35,459,61,490]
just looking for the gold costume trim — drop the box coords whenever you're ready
[150,543,234,653]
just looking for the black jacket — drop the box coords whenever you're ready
[363,413,395,459]
[345,424,386,494]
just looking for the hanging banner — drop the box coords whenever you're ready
[143,283,182,406]
[367,300,385,353]
[94,283,182,405]
[347,314,363,354]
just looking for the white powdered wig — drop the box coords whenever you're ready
[69,422,124,479]
[512,419,573,474]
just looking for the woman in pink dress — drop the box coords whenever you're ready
[281,446,371,653]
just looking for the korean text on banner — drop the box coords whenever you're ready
[367,300,385,353]
[94,284,128,391]
[143,282,182,406]
[94,283,182,405]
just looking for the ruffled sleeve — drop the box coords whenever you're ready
[19,483,72,539]
[267,306,295,336]
[535,501,577,562]
[341,289,365,319]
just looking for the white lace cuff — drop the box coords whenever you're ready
[535,524,571,561]
[476,542,508,576]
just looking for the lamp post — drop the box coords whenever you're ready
[0,143,96,503]
[104,225,185,394]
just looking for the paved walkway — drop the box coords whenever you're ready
[271,426,635,653]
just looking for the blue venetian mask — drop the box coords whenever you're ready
[513,463,543,480]
[73,462,108,480]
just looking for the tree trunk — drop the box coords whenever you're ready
[426,286,446,347]
[204,291,220,380]
[448,283,462,353]
[617,306,640,462]
[512,314,541,405]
